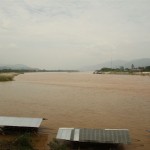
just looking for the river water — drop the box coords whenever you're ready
[0,72,150,149]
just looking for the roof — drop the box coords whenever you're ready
[0,116,43,128]
[56,128,131,144]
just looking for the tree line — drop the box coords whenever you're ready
[94,65,150,74]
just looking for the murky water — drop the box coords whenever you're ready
[0,72,150,149]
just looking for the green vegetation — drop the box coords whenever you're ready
[0,69,33,73]
[0,73,19,82]
[0,134,34,150]
[145,66,150,71]
[14,133,34,150]
[48,139,68,150]
[0,69,79,73]
[94,65,150,75]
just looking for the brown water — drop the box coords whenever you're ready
[0,72,150,149]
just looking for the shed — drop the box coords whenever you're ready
[56,128,131,144]
[0,116,43,134]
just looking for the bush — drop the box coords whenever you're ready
[48,139,68,150]
[14,133,34,150]
[0,75,14,81]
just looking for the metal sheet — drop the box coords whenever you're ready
[56,128,131,144]
[0,116,43,128]
[56,128,74,140]
[73,129,80,141]
[79,128,131,144]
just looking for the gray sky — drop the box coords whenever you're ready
[0,0,150,69]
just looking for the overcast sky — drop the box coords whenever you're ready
[0,0,150,69]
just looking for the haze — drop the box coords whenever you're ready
[0,0,150,69]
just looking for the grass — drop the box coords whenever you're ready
[0,73,18,82]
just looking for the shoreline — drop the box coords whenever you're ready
[93,71,150,76]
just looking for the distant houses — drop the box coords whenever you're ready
[93,65,150,75]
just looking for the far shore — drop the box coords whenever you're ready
[93,71,150,76]
[0,71,150,82]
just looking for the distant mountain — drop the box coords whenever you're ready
[81,58,150,71]
[0,64,39,70]
[123,58,150,68]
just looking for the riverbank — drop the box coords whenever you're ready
[0,73,19,81]
[94,71,150,76]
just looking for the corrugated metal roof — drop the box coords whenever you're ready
[56,128,73,140]
[56,128,131,144]
[0,116,43,128]
[74,129,80,141]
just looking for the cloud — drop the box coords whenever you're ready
[0,0,150,69]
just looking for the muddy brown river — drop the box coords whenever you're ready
[0,72,150,149]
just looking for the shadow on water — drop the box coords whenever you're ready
[70,142,126,150]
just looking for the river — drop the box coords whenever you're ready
[0,72,150,149]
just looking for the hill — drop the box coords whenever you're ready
[0,64,38,70]
[81,58,150,71]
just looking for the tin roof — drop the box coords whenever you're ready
[0,116,43,128]
[56,128,131,144]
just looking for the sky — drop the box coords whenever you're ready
[0,0,150,69]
